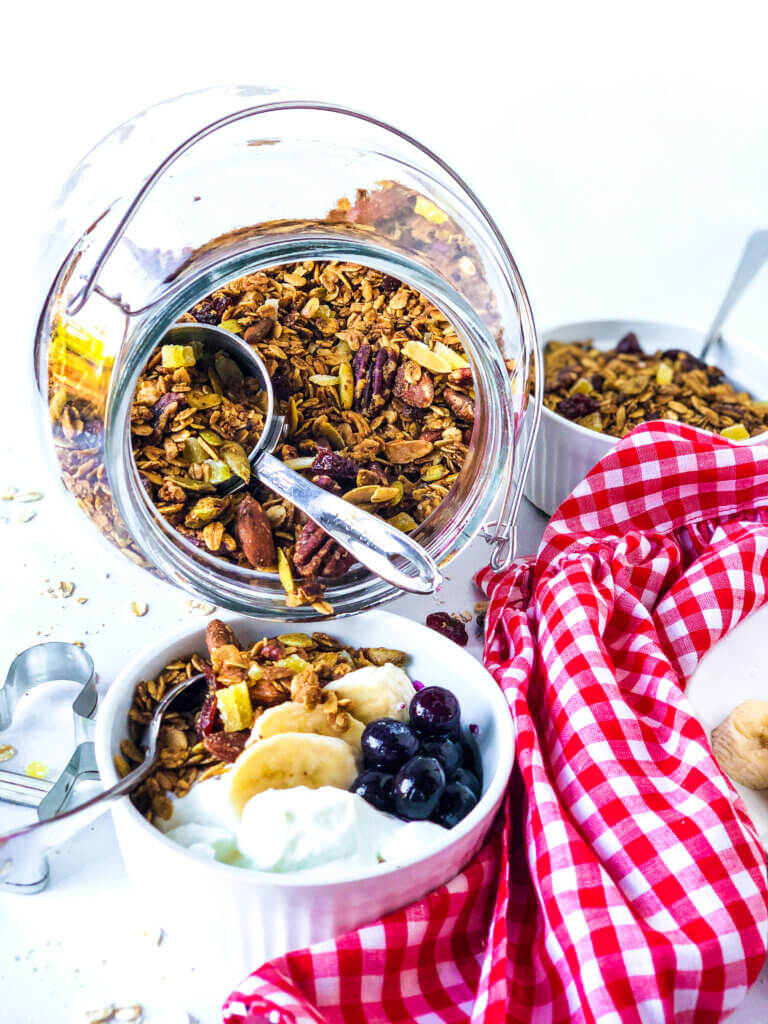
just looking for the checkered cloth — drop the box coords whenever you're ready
[224,423,768,1024]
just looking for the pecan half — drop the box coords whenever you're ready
[443,387,475,422]
[236,496,276,569]
[293,520,355,578]
[244,317,274,344]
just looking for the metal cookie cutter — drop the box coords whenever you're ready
[0,642,100,894]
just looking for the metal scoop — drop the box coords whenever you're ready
[160,323,441,595]
[0,671,205,893]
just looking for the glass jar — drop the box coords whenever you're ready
[33,86,540,619]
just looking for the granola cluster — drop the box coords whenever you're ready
[122,620,407,824]
[130,260,474,606]
[543,331,768,439]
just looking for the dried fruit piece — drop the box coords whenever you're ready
[26,761,49,780]
[161,344,196,368]
[432,341,469,370]
[413,196,448,224]
[216,681,253,732]
[311,448,358,480]
[555,394,600,421]
[615,332,641,355]
[426,612,469,646]
[388,512,418,532]
[722,424,749,441]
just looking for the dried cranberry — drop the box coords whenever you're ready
[311,447,358,480]
[196,688,220,738]
[311,474,343,494]
[555,394,600,421]
[615,332,642,355]
[261,641,286,661]
[707,370,725,386]
[590,373,605,393]
[556,368,579,389]
[380,275,400,293]
[681,354,706,373]
[426,612,469,647]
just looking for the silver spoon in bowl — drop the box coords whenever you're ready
[0,674,207,890]
[153,323,441,595]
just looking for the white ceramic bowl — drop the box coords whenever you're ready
[525,318,768,516]
[95,610,514,978]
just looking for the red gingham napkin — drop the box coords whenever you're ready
[224,422,768,1024]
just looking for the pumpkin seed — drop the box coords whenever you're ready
[318,422,345,450]
[215,352,244,388]
[187,390,222,410]
[309,374,340,387]
[421,464,448,482]
[204,460,232,484]
[338,362,354,409]
[182,438,207,464]
[371,485,401,504]
[343,485,378,504]
[220,441,251,483]
[278,548,295,596]
[277,633,316,648]
[199,429,224,446]
[387,512,417,532]
[284,456,315,471]
[287,396,299,433]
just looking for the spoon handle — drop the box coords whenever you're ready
[700,230,768,359]
[255,452,441,594]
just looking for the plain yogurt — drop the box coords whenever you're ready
[160,780,446,875]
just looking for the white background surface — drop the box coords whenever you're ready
[2,1,768,1020]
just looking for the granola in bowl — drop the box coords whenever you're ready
[120,619,483,874]
[543,330,768,439]
[131,262,475,608]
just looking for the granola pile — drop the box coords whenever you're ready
[543,331,768,439]
[130,260,474,607]
[47,182,494,603]
[122,620,407,824]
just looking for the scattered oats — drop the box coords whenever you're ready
[77,596,88,604]
[15,491,44,502]
[26,761,49,780]
[453,609,473,623]
[186,599,216,615]
[83,1007,115,1024]
[1,487,18,500]
[18,509,36,523]
[474,600,490,614]
[74,641,85,647]
[113,1006,143,1022]
[131,601,148,617]
[60,581,75,598]
[0,744,16,763]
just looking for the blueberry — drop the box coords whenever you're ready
[351,770,395,813]
[409,686,460,739]
[418,735,462,778]
[393,755,445,820]
[361,718,419,772]
[460,734,483,784]
[452,768,481,799]
[432,781,477,828]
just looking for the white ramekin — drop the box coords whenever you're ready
[95,610,514,979]
[525,318,768,516]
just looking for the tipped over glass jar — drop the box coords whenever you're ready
[33,87,540,619]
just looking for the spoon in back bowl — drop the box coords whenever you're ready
[700,230,768,360]
[153,323,441,595]
[0,674,206,891]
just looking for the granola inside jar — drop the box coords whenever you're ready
[34,88,539,618]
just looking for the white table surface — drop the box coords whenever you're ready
[2,2,768,1020]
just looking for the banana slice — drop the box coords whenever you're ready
[256,701,365,754]
[228,733,358,816]
[324,663,415,724]
[711,700,768,789]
